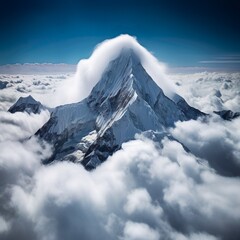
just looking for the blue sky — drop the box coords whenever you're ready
[1,0,240,69]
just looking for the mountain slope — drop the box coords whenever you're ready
[36,49,204,169]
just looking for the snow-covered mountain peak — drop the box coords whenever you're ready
[30,35,206,169]
[17,95,37,104]
[8,95,47,114]
[57,35,176,105]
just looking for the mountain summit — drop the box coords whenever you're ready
[36,45,203,169]
[55,34,177,105]
[8,95,46,114]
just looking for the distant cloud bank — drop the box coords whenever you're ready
[0,63,76,75]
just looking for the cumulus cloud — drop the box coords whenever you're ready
[171,72,240,113]
[171,116,240,176]
[0,71,74,109]
[54,34,176,105]
[0,108,52,240]
[0,110,50,142]
[122,221,160,240]
[0,93,16,111]
[0,217,10,233]
[1,134,240,240]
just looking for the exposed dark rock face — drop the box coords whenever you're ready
[214,110,240,121]
[8,95,46,114]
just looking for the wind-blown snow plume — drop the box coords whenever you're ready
[54,34,175,105]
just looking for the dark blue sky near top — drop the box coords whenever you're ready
[0,0,240,68]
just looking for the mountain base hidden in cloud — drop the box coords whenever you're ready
[2,35,240,240]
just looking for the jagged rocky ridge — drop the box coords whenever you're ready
[33,49,204,169]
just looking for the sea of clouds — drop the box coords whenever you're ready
[0,36,240,240]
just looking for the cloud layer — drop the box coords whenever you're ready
[171,116,240,177]
[0,45,240,240]
[171,72,240,113]
[0,94,240,240]
[1,133,240,240]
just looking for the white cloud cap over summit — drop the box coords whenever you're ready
[54,34,175,105]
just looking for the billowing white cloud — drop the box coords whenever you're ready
[0,217,10,233]
[0,73,74,110]
[171,116,240,176]
[0,110,50,142]
[0,134,240,240]
[171,72,240,113]
[123,221,160,240]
